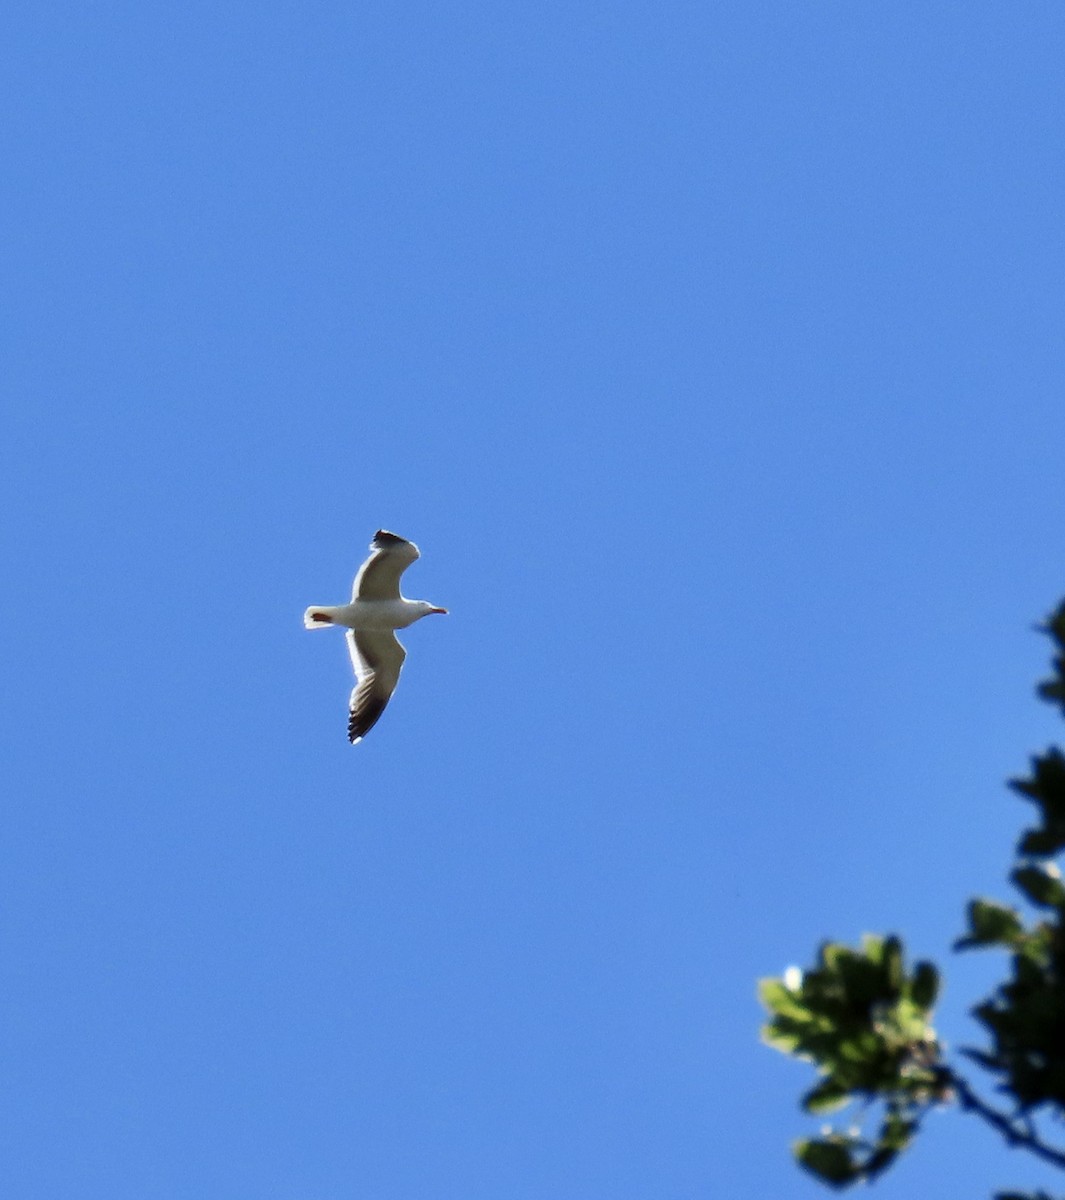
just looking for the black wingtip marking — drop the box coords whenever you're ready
[348,695,389,743]
[372,529,407,548]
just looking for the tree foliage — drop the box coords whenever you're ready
[760,600,1065,1198]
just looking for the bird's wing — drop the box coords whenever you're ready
[346,629,407,743]
[351,530,420,600]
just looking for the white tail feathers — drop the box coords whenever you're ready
[304,607,336,629]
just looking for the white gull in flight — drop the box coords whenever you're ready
[304,530,447,743]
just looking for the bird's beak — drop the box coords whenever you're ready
[429,607,449,615]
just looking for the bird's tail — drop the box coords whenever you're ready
[304,607,338,629]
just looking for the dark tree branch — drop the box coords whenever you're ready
[947,1070,1065,1171]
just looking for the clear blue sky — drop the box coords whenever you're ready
[4,3,1065,1197]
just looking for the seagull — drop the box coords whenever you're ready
[304,530,447,743]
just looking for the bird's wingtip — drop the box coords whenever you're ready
[371,529,408,548]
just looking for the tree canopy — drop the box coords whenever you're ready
[760,600,1065,1198]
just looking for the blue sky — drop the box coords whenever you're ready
[4,3,1065,1197]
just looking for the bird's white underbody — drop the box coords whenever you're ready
[306,598,447,631]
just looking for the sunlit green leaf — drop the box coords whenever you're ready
[802,1078,852,1114]
[758,978,810,1021]
[860,933,885,964]
[761,1026,802,1054]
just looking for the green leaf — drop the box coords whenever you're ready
[860,933,886,964]
[955,898,1025,950]
[802,1078,852,1114]
[836,1031,881,1064]
[890,996,936,1044]
[910,961,939,1009]
[883,936,904,993]
[1035,600,1065,718]
[881,1106,918,1147]
[1011,864,1065,909]
[1018,827,1065,856]
[761,1025,802,1055]
[758,978,809,1021]
[860,1144,902,1179]
[1011,750,1065,856]
[820,941,850,973]
[794,1137,859,1187]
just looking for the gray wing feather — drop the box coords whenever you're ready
[346,629,407,743]
[351,530,420,601]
